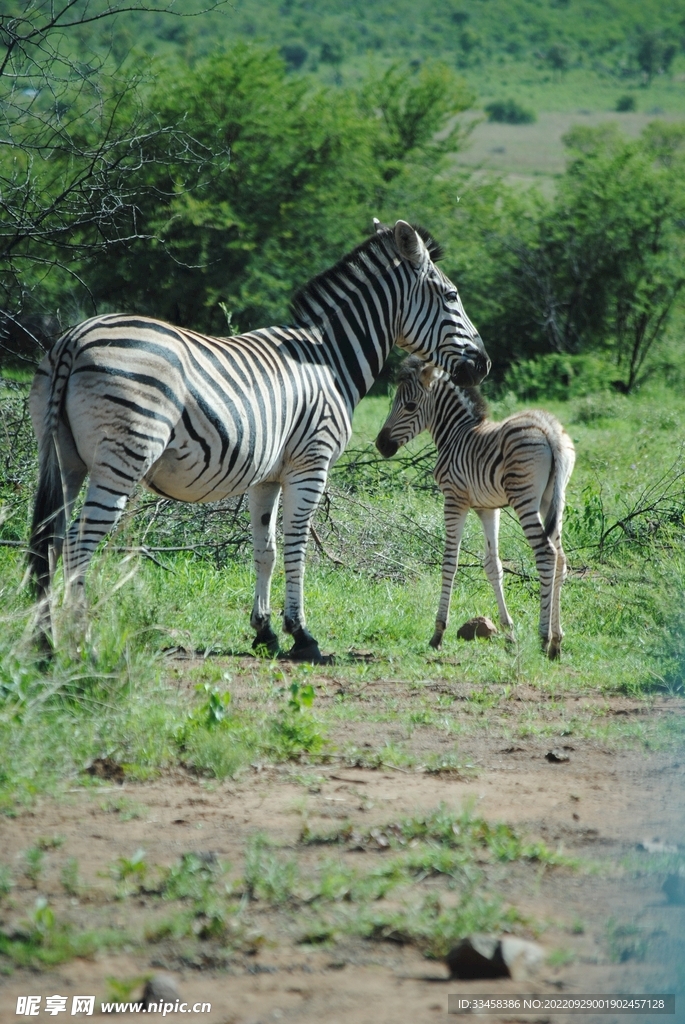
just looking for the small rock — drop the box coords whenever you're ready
[192,851,219,865]
[637,838,679,855]
[500,936,545,981]
[86,756,124,783]
[142,974,181,1008]
[348,649,375,662]
[445,934,545,981]
[445,934,507,979]
[457,617,498,641]
[546,749,570,763]
[662,874,685,905]
[369,828,390,849]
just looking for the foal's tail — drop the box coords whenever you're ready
[542,419,576,539]
[28,338,72,600]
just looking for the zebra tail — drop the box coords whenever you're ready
[543,488,559,539]
[28,353,69,600]
[543,424,574,539]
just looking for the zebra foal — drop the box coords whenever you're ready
[375,357,575,658]
[29,221,489,661]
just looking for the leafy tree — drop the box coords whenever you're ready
[72,51,475,334]
[634,30,677,85]
[0,0,226,364]
[545,43,569,73]
[361,62,475,175]
[495,125,685,391]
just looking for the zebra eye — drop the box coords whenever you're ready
[404,401,418,412]
[445,290,459,303]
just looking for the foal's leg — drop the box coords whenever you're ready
[512,500,558,657]
[547,523,567,660]
[430,492,469,649]
[475,508,514,629]
[248,481,282,656]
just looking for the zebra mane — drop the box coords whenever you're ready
[395,354,425,384]
[396,355,489,422]
[290,225,444,325]
[458,385,489,422]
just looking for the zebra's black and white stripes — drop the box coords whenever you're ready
[29,221,489,659]
[375,357,575,658]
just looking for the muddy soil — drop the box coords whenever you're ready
[1,670,683,1024]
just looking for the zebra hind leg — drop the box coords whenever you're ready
[29,424,87,655]
[62,452,152,630]
[514,504,558,658]
[248,482,282,657]
[547,526,567,661]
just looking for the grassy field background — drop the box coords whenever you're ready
[1,373,683,803]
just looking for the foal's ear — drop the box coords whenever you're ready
[394,220,429,266]
[419,363,441,389]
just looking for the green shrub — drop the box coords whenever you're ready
[502,353,612,401]
[484,99,535,124]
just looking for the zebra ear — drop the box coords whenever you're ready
[419,363,441,389]
[372,217,388,234]
[394,220,429,266]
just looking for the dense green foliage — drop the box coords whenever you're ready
[3,2,685,387]
[78,51,474,334]
[64,0,685,84]
[481,123,685,387]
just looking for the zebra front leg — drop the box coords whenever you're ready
[248,482,282,656]
[430,497,469,649]
[475,508,514,631]
[280,469,329,663]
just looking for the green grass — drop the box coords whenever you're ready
[0,899,129,968]
[0,374,684,809]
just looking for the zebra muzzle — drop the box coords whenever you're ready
[450,351,491,387]
[375,429,398,459]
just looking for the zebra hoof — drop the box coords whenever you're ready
[252,627,280,658]
[547,639,562,661]
[281,639,334,665]
[34,631,54,661]
[429,632,443,649]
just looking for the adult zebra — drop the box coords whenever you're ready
[29,220,489,661]
[375,357,575,658]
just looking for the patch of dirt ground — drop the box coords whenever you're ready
[1,671,684,1024]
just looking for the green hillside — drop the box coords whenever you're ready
[110,0,685,71]
[96,0,685,110]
